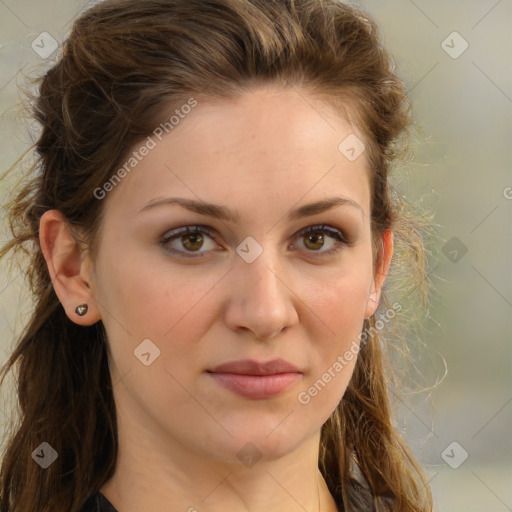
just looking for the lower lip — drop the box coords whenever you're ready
[208,372,301,399]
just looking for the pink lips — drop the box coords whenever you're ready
[207,358,302,399]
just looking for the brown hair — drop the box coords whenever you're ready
[0,1,432,510]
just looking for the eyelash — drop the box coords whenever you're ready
[159,224,352,259]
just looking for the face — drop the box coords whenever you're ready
[84,85,388,465]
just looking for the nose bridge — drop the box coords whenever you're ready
[227,239,298,339]
[239,241,286,307]
[246,253,283,301]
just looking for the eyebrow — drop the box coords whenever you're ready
[138,196,363,222]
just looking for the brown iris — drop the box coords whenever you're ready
[303,232,324,251]
[181,232,204,251]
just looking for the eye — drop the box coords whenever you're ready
[160,225,219,257]
[292,224,351,257]
[159,224,351,258]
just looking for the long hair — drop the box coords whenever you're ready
[0,1,432,510]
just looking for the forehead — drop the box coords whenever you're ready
[103,85,371,221]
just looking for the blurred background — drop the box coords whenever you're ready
[0,1,510,510]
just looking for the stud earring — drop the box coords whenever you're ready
[75,304,88,316]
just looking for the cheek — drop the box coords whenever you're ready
[96,256,223,385]
[311,264,373,339]
[98,251,212,336]
[297,266,373,408]
[94,256,213,411]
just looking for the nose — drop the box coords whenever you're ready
[223,248,299,341]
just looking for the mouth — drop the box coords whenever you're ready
[206,358,303,399]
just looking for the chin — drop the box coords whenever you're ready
[200,419,315,466]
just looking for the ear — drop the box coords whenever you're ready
[39,209,101,325]
[364,228,394,318]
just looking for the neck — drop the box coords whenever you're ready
[100,416,339,512]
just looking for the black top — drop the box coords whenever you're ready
[80,492,118,512]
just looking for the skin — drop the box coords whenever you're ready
[40,84,393,512]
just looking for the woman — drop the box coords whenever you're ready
[0,0,432,511]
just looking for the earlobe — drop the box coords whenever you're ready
[364,229,394,318]
[39,210,101,325]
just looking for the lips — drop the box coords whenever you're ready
[209,358,301,375]
[207,358,302,399]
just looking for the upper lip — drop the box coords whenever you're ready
[208,358,301,375]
